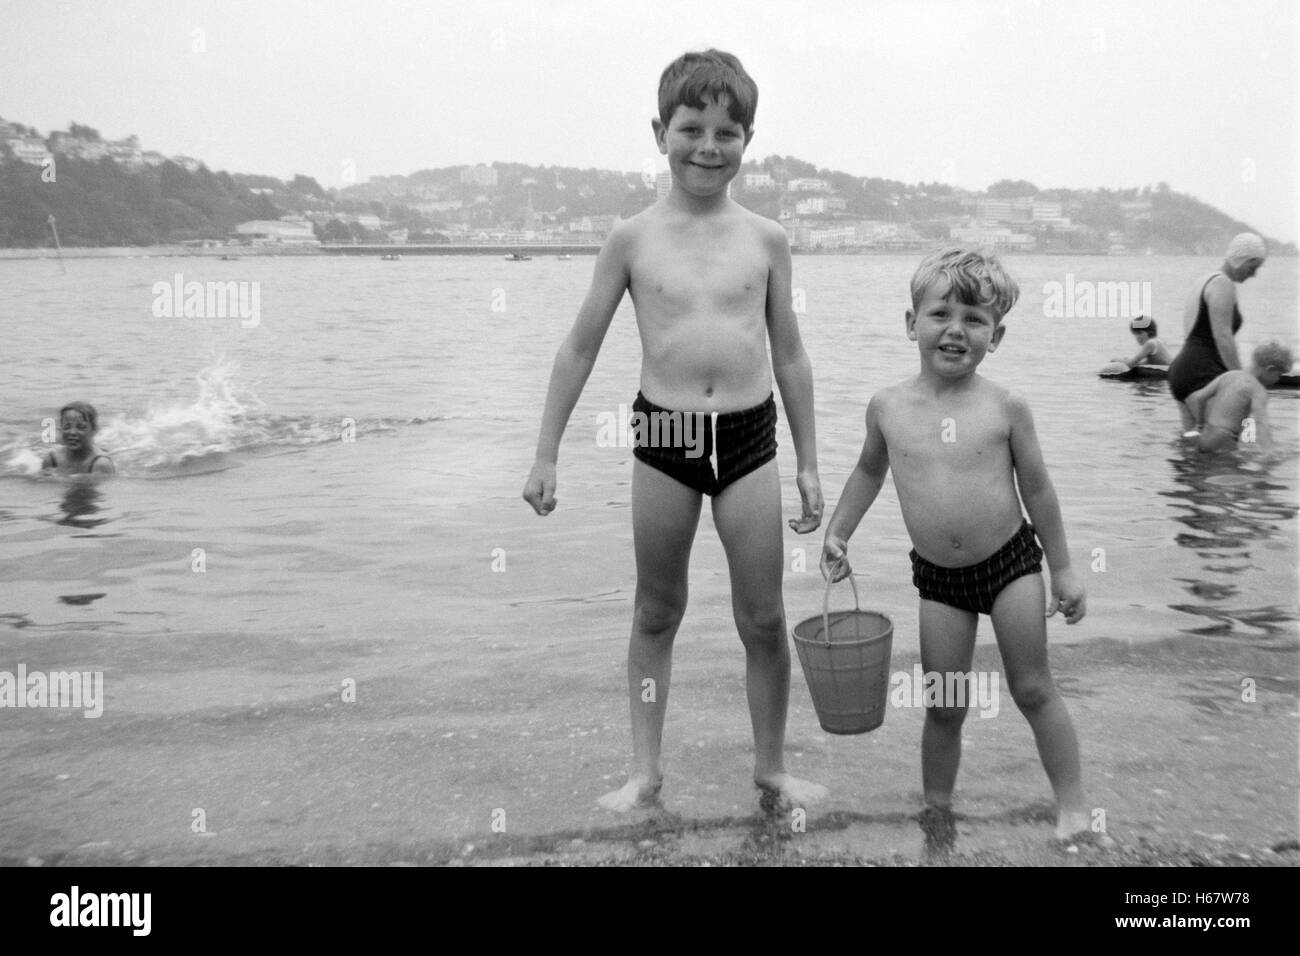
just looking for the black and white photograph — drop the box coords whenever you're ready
[1,0,1295,900]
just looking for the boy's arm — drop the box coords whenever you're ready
[764,222,821,533]
[821,395,890,580]
[1184,375,1222,427]
[1124,340,1154,367]
[522,226,631,515]
[1007,393,1085,623]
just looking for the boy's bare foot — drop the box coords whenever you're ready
[1055,810,1091,839]
[919,805,956,861]
[597,775,662,812]
[754,773,828,812]
[1053,828,1118,852]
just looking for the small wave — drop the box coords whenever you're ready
[1,359,442,478]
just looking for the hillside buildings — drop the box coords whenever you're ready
[0,117,207,173]
[232,219,320,245]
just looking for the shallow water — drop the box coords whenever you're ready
[0,254,1296,656]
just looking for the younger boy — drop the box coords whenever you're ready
[522,50,825,811]
[822,247,1100,847]
[1111,315,1172,367]
[1185,341,1292,454]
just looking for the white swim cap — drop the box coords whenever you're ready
[1225,232,1267,266]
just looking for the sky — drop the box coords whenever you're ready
[3,0,1297,241]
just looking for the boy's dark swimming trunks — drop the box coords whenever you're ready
[630,391,777,496]
[910,520,1043,615]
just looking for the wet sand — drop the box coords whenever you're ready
[2,618,1295,867]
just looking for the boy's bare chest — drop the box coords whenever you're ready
[883,407,1011,470]
[632,242,768,315]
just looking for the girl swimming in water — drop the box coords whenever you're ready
[42,402,116,475]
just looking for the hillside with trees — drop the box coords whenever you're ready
[1,117,1292,254]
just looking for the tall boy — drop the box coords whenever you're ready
[822,247,1100,846]
[523,50,826,811]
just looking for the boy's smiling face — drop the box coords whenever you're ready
[906,281,1005,378]
[653,95,751,198]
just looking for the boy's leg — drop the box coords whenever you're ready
[917,599,978,809]
[989,573,1092,840]
[598,458,701,811]
[711,460,826,807]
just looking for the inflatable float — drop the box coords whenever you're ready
[1099,363,1300,389]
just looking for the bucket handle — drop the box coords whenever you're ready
[820,562,861,646]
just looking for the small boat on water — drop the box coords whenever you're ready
[505,252,532,261]
[556,254,572,261]
[381,253,401,261]
[220,255,240,261]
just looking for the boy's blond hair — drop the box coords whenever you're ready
[1253,340,1294,372]
[910,246,1020,322]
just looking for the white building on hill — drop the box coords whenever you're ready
[233,220,321,245]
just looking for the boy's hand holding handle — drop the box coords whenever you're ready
[820,533,852,582]
[788,469,824,533]
[522,460,558,516]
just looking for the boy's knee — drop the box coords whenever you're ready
[634,593,686,638]
[734,604,786,645]
[925,703,969,727]
[1008,674,1054,712]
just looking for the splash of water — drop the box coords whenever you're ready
[3,359,413,477]
[98,361,265,470]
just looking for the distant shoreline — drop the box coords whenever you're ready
[1,244,1294,261]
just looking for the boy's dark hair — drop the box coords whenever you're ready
[910,246,1020,321]
[657,49,757,131]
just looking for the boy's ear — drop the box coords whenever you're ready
[988,322,1008,352]
[651,118,667,155]
[744,125,755,147]
[904,309,917,340]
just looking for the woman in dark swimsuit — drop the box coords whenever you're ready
[1167,233,1267,431]
[41,401,115,475]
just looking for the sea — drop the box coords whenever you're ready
[0,253,1296,657]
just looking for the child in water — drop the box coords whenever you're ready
[1185,341,1292,455]
[1110,315,1172,368]
[42,402,115,475]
